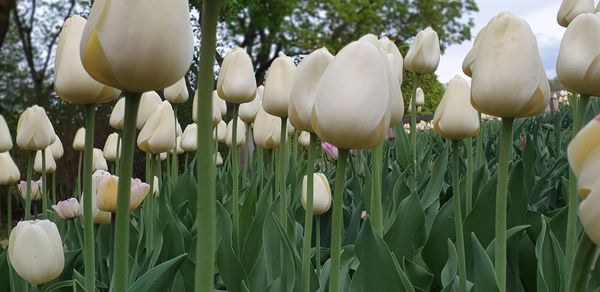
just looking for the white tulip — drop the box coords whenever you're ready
[0,114,13,152]
[433,75,479,140]
[180,123,198,152]
[263,52,296,118]
[0,152,20,185]
[193,90,222,126]
[110,98,125,130]
[164,77,189,104]
[404,27,440,74]
[93,148,108,171]
[214,120,227,143]
[557,0,594,27]
[34,149,57,174]
[103,133,120,162]
[17,105,56,151]
[301,173,332,216]
[47,135,64,160]
[217,47,257,104]
[138,101,176,154]
[253,107,281,149]
[239,85,263,124]
[226,117,247,147]
[136,91,162,130]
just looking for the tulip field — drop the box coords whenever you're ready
[2,0,600,291]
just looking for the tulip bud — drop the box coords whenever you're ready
[462,25,488,77]
[176,119,183,137]
[55,16,120,105]
[52,198,81,220]
[214,120,227,143]
[152,176,160,196]
[17,105,56,151]
[215,152,223,166]
[214,91,228,116]
[312,41,391,149]
[557,0,594,27]
[137,91,162,130]
[8,220,64,284]
[298,131,311,147]
[164,77,189,104]
[263,53,296,118]
[17,179,42,201]
[433,75,480,140]
[239,85,263,124]
[226,117,247,147]
[47,135,64,160]
[180,123,198,152]
[404,27,440,74]
[217,47,257,104]
[80,0,194,92]
[567,115,600,199]
[73,127,85,152]
[557,13,600,96]
[286,119,296,136]
[0,152,20,185]
[159,152,168,161]
[81,170,111,224]
[174,137,185,155]
[579,179,600,246]
[253,107,282,149]
[193,90,222,126]
[301,173,332,216]
[321,142,338,161]
[138,101,176,154]
[0,115,13,152]
[110,98,125,130]
[378,37,404,83]
[94,170,149,212]
[289,48,333,132]
[103,133,120,162]
[470,12,550,118]
[34,149,57,174]
[415,87,425,106]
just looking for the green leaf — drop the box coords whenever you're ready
[422,198,454,276]
[128,253,187,292]
[420,145,448,209]
[404,258,433,292]
[471,233,500,292]
[43,280,76,292]
[216,203,249,292]
[441,239,457,288]
[394,126,411,168]
[535,217,564,292]
[384,193,426,261]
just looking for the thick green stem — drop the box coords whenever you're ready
[82,104,96,292]
[566,94,590,289]
[465,137,474,214]
[113,92,141,292]
[371,143,384,236]
[172,105,179,185]
[41,150,47,219]
[279,117,288,230]
[52,174,56,208]
[301,133,317,292]
[146,155,155,252]
[568,233,599,292]
[315,215,321,281]
[495,118,514,292]
[7,187,12,235]
[194,1,221,290]
[452,140,467,292]
[231,105,240,252]
[411,89,418,194]
[25,152,33,220]
[329,149,349,292]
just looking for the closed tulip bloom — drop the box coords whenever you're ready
[301,173,332,216]
[462,26,488,77]
[373,36,405,126]
[174,137,185,154]
[193,90,222,126]
[55,16,120,105]
[9,220,64,285]
[152,176,160,196]
[47,135,64,160]
[289,48,333,132]
[321,142,338,161]
[226,117,247,147]
[17,180,42,201]
[567,115,600,199]
[404,27,440,74]
[80,0,194,92]
[94,170,149,212]
[298,131,311,147]
[138,101,176,154]
[415,87,425,106]
[239,85,263,124]
[433,75,479,140]
[176,119,183,137]
[557,0,594,27]
[217,47,257,104]
[214,91,228,116]
[81,170,111,224]
[557,13,600,96]
[312,41,391,149]
[287,119,296,136]
[253,107,281,149]
[579,179,600,245]
[180,123,198,152]
[263,53,296,118]
[164,77,189,104]
[136,91,162,130]
[0,115,12,152]
[73,127,85,151]
[159,152,168,161]
[103,133,120,162]
[93,148,108,171]
[34,149,57,174]
[0,152,20,185]
[378,37,404,84]
[52,198,81,220]
[470,12,550,118]
[214,120,227,143]
[17,105,56,151]
[215,152,223,166]
[109,98,125,130]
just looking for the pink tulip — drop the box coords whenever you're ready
[321,142,339,161]
[17,179,42,201]
[52,198,81,220]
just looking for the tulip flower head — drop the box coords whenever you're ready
[110,98,125,130]
[321,142,338,161]
[173,136,185,155]
[557,0,594,27]
[253,107,282,149]
[226,117,247,147]
[579,178,600,246]
[17,179,42,201]
[180,123,198,152]
[73,127,86,151]
[404,27,441,74]
[94,170,149,213]
[301,173,332,216]
[263,52,297,118]
[17,105,56,151]
[0,114,13,152]
[215,152,224,166]
[34,149,57,174]
[415,87,425,107]
[138,101,177,154]
[136,91,162,130]
[193,90,223,126]
[164,77,189,104]
[214,120,227,143]
[47,135,64,160]
[298,131,311,147]
[567,115,600,199]
[433,75,479,140]
[0,152,20,185]
[462,25,488,77]
[52,198,81,220]
[103,133,120,161]
[217,47,257,104]
[239,85,264,124]
[93,148,108,171]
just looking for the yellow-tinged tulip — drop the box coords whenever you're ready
[8,220,64,285]
[567,115,600,199]
[579,179,600,246]
[557,0,594,27]
[48,135,63,160]
[214,120,227,143]
[193,90,222,126]
[263,53,296,118]
[17,105,56,151]
[137,91,162,130]
[470,12,550,118]
[312,41,391,149]
[54,16,120,105]
[93,148,108,171]
[433,75,479,140]
[34,149,57,174]
[217,47,257,104]
[94,170,149,212]
[253,107,281,149]
[180,123,198,152]
[404,27,440,74]
[226,117,247,147]
[298,131,311,147]
[103,133,120,162]
[415,87,425,107]
[110,98,124,130]
[557,13,600,96]
[73,127,85,151]
[0,115,13,152]
[80,0,194,92]
[164,77,189,104]
[81,170,111,224]
[301,173,332,216]
[239,85,263,124]
[138,101,176,154]
[289,48,333,132]
[462,25,487,77]
[0,152,20,185]
[215,152,223,166]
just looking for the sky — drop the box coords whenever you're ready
[436,0,568,83]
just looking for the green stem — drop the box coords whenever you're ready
[113,92,141,292]
[194,1,221,290]
[82,104,96,292]
[371,143,384,236]
[279,117,288,231]
[146,155,155,252]
[76,152,82,197]
[475,113,483,168]
[172,105,179,186]
[452,140,467,292]
[465,137,474,214]
[52,174,56,208]
[329,149,349,292]
[25,152,33,220]
[568,233,599,292]
[495,118,514,292]
[115,133,121,176]
[257,147,264,191]
[41,149,47,219]
[301,133,317,292]
[566,94,590,289]
[7,187,12,235]
[243,125,250,184]
[231,105,240,252]
[411,87,418,195]
[270,150,275,205]
[315,215,321,281]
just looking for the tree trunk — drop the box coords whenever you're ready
[0,0,13,49]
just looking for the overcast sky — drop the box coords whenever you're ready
[437,0,567,83]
